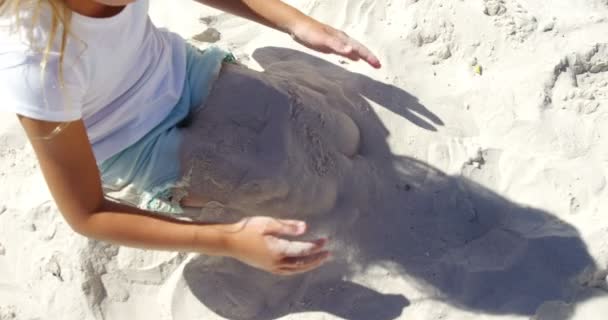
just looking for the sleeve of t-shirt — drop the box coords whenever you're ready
[0,49,85,122]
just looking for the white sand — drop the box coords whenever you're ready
[2,0,608,319]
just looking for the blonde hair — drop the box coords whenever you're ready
[1,0,72,81]
[1,0,73,139]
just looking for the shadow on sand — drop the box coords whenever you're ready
[181,47,600,320]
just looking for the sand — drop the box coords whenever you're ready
[2,0,608,319]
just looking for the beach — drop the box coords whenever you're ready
[1,0,608,319]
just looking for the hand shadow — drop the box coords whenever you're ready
[251,47,444,132]
[184,257,409,320]
[180,47,602,320]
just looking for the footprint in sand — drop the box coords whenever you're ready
[0,305,17,320]
[483,0,538,43]
[547,43,608,114]
[406,2,455,65]
[461,148,503,190]
[79,241,118,313]
[25,201,59,241]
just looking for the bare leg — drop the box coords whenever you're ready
[178,64,360,219]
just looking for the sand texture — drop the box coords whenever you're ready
[2,0,608,319]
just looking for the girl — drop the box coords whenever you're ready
[0,0,380,275]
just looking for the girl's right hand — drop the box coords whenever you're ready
[289,17,382,69]
[224,217,330,275]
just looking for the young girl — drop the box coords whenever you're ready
[0,0,380,275]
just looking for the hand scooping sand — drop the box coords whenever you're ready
[224,217,330,275]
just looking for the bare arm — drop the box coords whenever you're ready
[194,0,382,68]
[19,117,229,254]
[194,0,307,33]
[18,116,328,274]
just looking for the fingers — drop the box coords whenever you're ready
[279,251,331,275]
[327,36,352,55]
[326,30,353,55]
[265,219,307,237]
[260,218,332,275]
[352,40,382,69]
[273,238,330,275]
[295,22,381,68]
[280,237,328,257]
[344,38,382,69]
[330,29,382,69]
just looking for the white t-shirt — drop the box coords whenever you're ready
[0,0,186,162]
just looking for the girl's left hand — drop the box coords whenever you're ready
[290,18,382,69]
